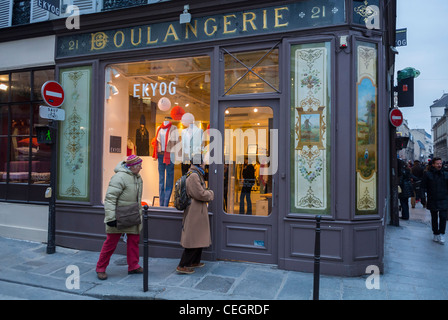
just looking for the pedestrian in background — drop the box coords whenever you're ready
[96,155,144,280]
[399,161,416,220]
[177,154,214,274]
[422,157,448,244]
[411,160,425,208]
[239,157,255,215]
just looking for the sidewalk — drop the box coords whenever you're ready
[0,203,447,300]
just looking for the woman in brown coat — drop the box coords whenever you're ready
[177,155,214,274]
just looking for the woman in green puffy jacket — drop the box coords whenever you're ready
[96,155,143,280]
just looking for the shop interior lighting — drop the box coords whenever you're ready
[110,84,119,95]
[0,84,7,91]
[180,5,191,24]
[105,83,119,100]
[111,68,120,78]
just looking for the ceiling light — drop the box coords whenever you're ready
[111,68,120,78]
[110,84,119,95]
[254,108,258,112]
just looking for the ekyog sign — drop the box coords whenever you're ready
[37,0,60,16]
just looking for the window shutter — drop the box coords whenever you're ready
[30,0,50,22]
[0,0,13,28]
[73,0,98,14]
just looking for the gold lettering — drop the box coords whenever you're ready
[243,12,257,32]
[274,7,289,28]
[114,31,125,48]
[263,10,268,29]
[186,20,198,39]
[131,28,141,46]
[163,24,179,42]
[90,32,108,51]
[147,27,158,44]
[204,18,217,36]
[223,14,237,34]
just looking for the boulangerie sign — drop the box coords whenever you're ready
[56,0,346,58]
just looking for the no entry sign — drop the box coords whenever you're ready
[389,108,404,127]
[41,81,65,107]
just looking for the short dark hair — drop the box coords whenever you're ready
[433,157,442,163]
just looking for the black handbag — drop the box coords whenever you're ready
[115,203,141,230]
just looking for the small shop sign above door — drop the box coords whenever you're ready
[56,0,345,58]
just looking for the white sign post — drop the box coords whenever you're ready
[39,105,66,121]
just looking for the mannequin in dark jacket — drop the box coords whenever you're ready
[399,163,417,220]
[422,157,448,244]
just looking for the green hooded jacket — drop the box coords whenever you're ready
[104,161,143,234]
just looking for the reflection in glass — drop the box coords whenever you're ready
[224,48,279,95]
[11,72,30,102]
[103,56,211,208]
[223,107,273,216]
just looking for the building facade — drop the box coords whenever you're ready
[433,108,448,160]
[0,0,397,276]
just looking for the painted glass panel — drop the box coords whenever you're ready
[356,41,377,214]
[58,66,91,201]
[290,42,331,214]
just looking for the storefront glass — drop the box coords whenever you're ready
[224,47,279,95]
[290,42,331,215]
[223,106,273,216]
[0,69,54,191]
[102,56,210,208]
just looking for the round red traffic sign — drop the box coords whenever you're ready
[389,108,403,127]
[41,81,65,108]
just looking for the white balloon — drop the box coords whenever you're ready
[181,113,195,126]
[158,97,171,111]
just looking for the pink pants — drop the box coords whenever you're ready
[96,233,141,272]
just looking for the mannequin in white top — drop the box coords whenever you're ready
[181,121,203,175]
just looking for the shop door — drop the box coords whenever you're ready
[216,100,278,264]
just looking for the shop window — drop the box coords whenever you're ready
[0,68,55,202]
[11,71,31,102]
[290,42,331,215]
[103,56,211,208]
[223,45,279,95]
[223,107,273,216]
[0,74,8,103]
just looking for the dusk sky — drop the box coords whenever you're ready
[395,0,448,135]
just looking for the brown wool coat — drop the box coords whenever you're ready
[180,166,214,248]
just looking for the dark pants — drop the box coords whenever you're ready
[430,210,447,235]
[399,197,410,219]
[179,248,203,267]
[239,187,252,215]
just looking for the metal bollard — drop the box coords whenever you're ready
[143,205,149,292]
[313,215,321,300]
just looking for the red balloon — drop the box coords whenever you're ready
[170,105,185,120]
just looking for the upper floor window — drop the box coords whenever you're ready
[223,44,279,96]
